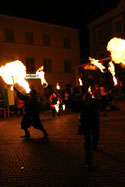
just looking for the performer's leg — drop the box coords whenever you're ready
[21,116,31,138]
[83,129,92,168]
[33,118,48,138]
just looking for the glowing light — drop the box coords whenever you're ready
[89,57,105,72]
[54,99,60,113]
[0,60,30,93]
[88,86,92,94]
[62,104,65,111]
[56,83,60,90]
[108,61,117,86]
[78,78,83,86]
[107,37,125,66]
[36,66,48,88]
[83,64,97,70]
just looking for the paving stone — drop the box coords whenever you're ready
[0,102,125,186]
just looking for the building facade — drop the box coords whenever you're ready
[0,14,80,95]
[75,0,125,90]
[88,0,125,59]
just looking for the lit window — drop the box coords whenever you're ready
[26,57,35,73]
[25,32,34,44]
[43,59,52,72]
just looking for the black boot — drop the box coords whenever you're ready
[43,130,48,138]
[21,130,30,138]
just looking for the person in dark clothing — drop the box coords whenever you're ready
[49,92,61,117]
[14,87,48,138]
[78,93,103,170]
[69,92,102,171]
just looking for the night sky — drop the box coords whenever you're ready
[0,0,120,58]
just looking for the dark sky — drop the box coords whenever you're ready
[0,0,120,57]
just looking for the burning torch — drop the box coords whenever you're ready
[36,66,64,101]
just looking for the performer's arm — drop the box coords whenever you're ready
[14,87,28,101]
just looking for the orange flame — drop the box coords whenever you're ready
[83,64,97,70]
[88,86,95,98]
[54,99,60,113]
[108,61,117,86]
[78,78,83,86]
[0,60,30,93]
[107,37,125,66]
[56,83,60,90]
[36,66,48,88]
[88,86,92,94]
[89,57,105,72]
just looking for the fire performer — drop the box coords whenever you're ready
[14,87,48,138]
[70,92,103,171]
[49,92,62,117]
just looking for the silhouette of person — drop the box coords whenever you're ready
[14,87,48,138]
[16,98,24,116]
[76,92,103,171]
[65,89,103,171]
[49,92,61,117]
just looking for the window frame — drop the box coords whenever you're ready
[43,58,52,72]
[64,59,71,73]
[26,57,35,73]
[25,32,34,44]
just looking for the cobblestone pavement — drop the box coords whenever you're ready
[0,102,125,187]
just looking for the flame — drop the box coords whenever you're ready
[54,99,60,113]
[78,78,83,86]
[0,60,30,93]
[36,66,48,88]
[89,57,105,72]
[84,64,97,70]
[62,104,65,111]
[88,86,95,98]
[107,37,125,66]
[88,86,92,94]
[56,83,60,90]
[108,61,117,86]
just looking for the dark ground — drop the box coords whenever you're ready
[0,101,125,187]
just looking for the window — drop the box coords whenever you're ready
[5,29,14,42]
[96,26,104,41]
[43,34,50,46]
[98,29,103,41]
[113,16,123,34]
[64,60,71,73]
[43,59,52,72]
[25,32,34,44]
[64,37,71,48]
[26,57,35,73]
[116,20,123,33]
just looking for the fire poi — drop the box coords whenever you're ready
[0,60,30,93]
[56,83,60,90]
[36,66,48,88]
[36,66,65,113]
[107,37,125,66]
[79,78,83,86]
